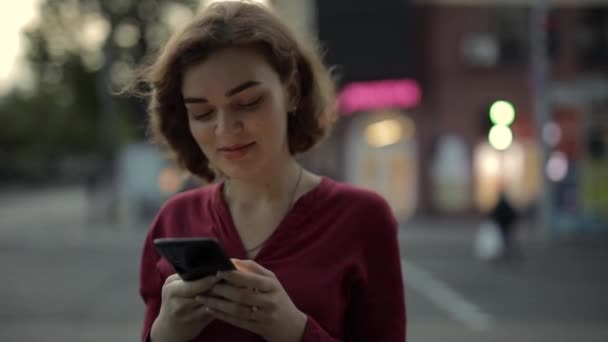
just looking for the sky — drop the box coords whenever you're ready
[0,0,41,93]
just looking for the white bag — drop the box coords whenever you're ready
[473,220,504,260]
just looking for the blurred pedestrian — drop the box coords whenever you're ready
[490,191,521,262]
[128,2,406,342]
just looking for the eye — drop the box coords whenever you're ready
[191,110,214,121]
[237,96,263,108]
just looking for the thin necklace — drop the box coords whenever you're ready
[243,165,304,255]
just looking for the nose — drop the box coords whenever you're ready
[215,110,242,135]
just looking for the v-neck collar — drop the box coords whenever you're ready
[211,177,330,261]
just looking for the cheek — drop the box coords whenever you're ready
[189,121,215,151]
[249,112,285,144]
[260,99,288,134]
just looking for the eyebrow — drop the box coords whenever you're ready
[183,80,261,104]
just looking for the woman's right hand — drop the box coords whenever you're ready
[151,273,222,342]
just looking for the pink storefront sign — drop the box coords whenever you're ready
[338,79,422,115]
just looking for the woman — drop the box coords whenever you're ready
[135,1,406,341]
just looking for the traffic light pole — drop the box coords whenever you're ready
[530,0,553,238]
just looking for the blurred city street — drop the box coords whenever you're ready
[402,221,608,342]
[1,0,607,341]
[1,186,607,342]
[0,185,145,342]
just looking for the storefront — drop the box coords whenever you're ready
[550,78,608,232]
[339,79,421,222]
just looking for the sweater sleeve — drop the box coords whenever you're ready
[139,223,164,342]
[346,196,407,342]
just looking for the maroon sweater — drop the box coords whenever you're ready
[139,177,406,341]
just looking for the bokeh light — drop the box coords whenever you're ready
[365,119,404,148]
[488,125,513,151]
[489,100,515,126]
[546,151,569,182]
[542,121,562,147]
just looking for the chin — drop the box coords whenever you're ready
[217,161,261,180]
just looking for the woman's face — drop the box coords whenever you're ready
[181,47,295,180]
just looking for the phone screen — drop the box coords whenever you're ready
[153,237,236,281]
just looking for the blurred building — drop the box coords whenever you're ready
[306,0,423,222]
[297,0,608,232]
[412,1,607,233]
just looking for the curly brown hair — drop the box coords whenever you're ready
[130,1,337,182]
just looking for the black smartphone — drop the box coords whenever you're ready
[153,237,236,281]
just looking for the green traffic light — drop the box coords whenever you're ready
[488,125,513,150]
[489,100,515,126]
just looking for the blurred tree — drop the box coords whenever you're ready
[0,0,199,183]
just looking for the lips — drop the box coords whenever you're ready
[218,142,256,160]
[218,142,256,152]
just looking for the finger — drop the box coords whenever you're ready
[179,304,215,325]
[186,304,215,320]
[170,275,221,298]
[232,259,275,277]
[164,296,202,319]
[197,295,262,323]
[218,270,274,293]
[207,283,269,308]
[174,296,204,310]
[164,273,181,284]
[206,306,260,332]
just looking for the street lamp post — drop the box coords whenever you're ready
[530,0,553,238]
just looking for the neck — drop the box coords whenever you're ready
[223,158,302,209]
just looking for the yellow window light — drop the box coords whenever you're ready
[364,119,404,148]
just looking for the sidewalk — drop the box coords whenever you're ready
[0,184,86,229]
[401,216,608,259]
[400,218,608,342]
[0,184,149,247]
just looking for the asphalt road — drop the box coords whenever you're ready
[1,187,607,342]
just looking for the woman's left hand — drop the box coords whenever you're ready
[196,259,308,342]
